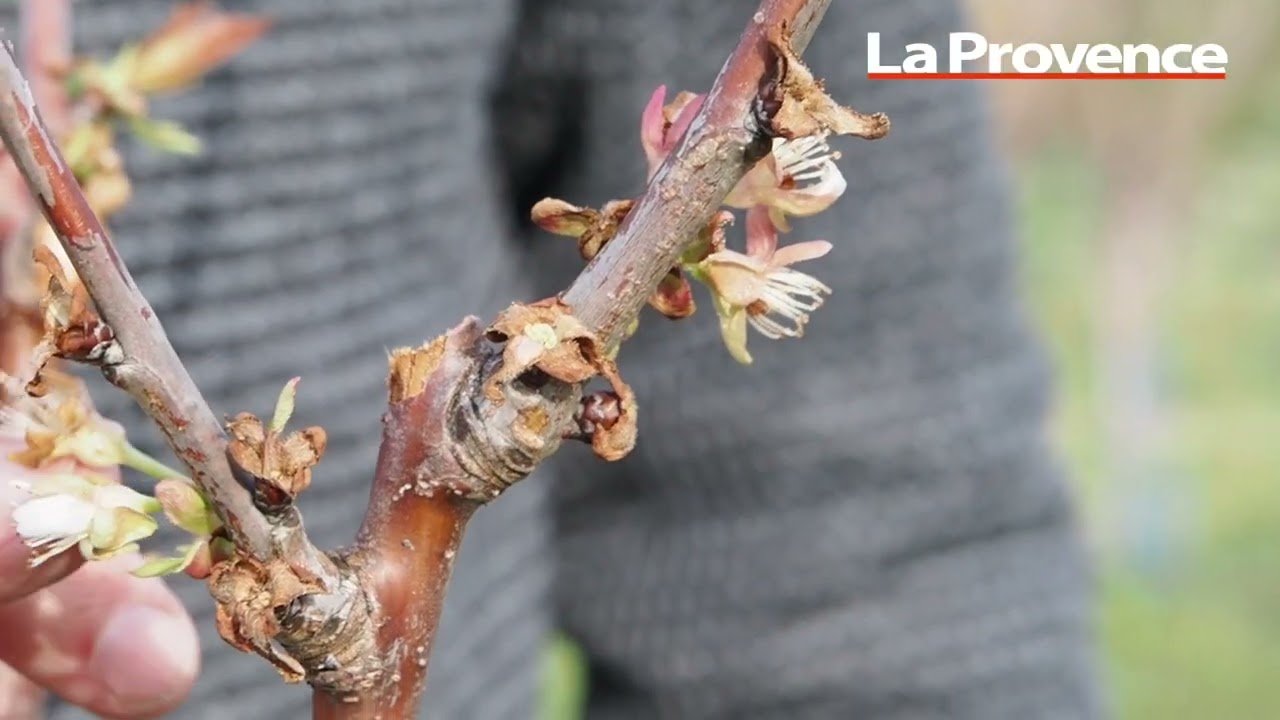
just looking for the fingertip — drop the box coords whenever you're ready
[88,602,200,718]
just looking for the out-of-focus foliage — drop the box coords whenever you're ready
[991,1,1280,715]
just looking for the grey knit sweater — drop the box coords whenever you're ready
[8,0,1101,718]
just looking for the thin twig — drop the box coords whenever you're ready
[0,39,330,576]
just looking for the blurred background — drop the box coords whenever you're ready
[972,2,1280,718]
[535,2,1280,718]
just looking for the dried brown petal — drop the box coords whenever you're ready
[484,299,637,461]
[530,197,634,261]
[765,25,890,141]
[226,405,326,513]
[208,555,312,682]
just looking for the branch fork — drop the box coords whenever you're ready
[0,1,891,716]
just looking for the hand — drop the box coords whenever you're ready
[0,447,199,719]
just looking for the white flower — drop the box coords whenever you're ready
[724,133,846,231]
[11,474,159,566]
[697,207,833,364]
[0,370,129,470]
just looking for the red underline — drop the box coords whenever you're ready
[867,72,1228,80]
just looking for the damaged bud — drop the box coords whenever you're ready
[484,299,637,462]
[30,244,121,383]
[530,197,634,262]
[532,198,696,320]
[650,269,696,319]
[564,390,623,444]
[762,24,890,141]
[225,380,326,515]
[208,555,314,682]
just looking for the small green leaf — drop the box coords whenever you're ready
[132,542,203,578]
[270,377,302,433]
[127,116,203,156]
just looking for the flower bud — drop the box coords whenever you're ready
[648,269,695,319]
[50,424,129,469]
[155,478,222,537]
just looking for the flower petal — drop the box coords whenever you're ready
[745,205,778,259]
[663,93,703,152]
[51,426,127,469]
[700,250,769,307]
[771,240,833,268]
[96,484,162,515]
[25,473,100,499]
[768,175,846,218]
[132,541,205,578]
[640,85,668,172]
[12,495,95,565]
[723,157,780,210]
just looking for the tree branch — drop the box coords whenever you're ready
[3,1,864,717]
[317,0,840,716]
[564,0,830,344]
[0,40,335,577]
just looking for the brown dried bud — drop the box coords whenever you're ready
[31,242,120,377]
[485,299,637,461]
[565,391,622,443]
[764,24,890,141]
[208,555,313,682]
[225,391,326,515]
[530,197,635,261]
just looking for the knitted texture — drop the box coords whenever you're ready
[0,0,1101,717]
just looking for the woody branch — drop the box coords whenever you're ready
[0,0,890,717]
[0,43,341,582]
[315,0,891,716]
